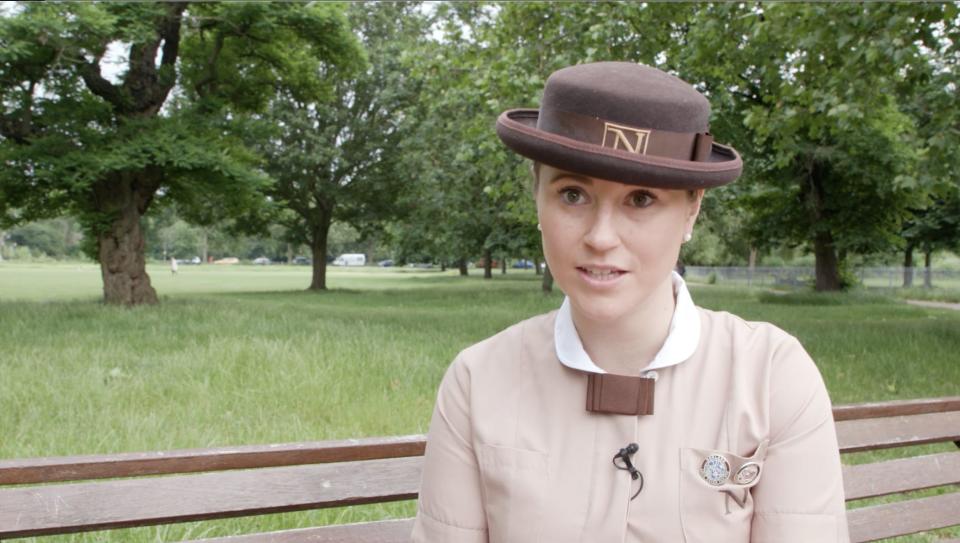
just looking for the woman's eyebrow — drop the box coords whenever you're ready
[549,173,593,185]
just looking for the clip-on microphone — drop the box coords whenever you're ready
[612,443,644,500]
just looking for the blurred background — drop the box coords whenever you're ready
[1,2,957,302]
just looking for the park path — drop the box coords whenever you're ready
[905,300,960,311]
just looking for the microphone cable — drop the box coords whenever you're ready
[612,443,644,500]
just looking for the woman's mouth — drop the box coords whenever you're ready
[577,266,627,284]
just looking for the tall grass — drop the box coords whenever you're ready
[1,263,958,541]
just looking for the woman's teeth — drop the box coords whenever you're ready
[584,268,621,280]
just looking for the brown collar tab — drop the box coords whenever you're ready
[586,373,655,416]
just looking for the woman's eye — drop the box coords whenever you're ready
[628,191,655,208]
[560,188,585,205]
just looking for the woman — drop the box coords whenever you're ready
[412,62,848,542]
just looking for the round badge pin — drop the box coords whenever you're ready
[734,462,761,485]
[700,454,730,486]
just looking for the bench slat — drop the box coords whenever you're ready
[3,398,956,487]
[0,457,423,539]
[836,411,960,453]
[842,452,960,500]
[190,518,415,543]
[848,492,960,542]
[0,435,427,486]
[833,397,960,422]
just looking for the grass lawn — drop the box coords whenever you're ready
[1,262,958,542]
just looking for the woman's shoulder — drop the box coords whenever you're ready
[694,306,827,401]
[696,305,801,352]
[454,309,559,373]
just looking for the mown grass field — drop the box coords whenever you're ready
[1,262,958,542]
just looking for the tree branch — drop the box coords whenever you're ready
[123,3,186,116]
[159,3,186,72]
[0,80,36,144]
[79,60,129,113]
[194,31,225,97]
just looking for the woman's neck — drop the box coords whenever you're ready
[571,275,677,375]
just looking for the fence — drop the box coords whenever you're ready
[684,266,960,290]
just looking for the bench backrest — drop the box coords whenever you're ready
[1,397,958,542]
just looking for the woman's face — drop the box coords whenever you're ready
[535,164,702,324]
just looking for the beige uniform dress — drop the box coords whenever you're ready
[412,274,849,542]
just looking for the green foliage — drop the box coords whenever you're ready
[3,2,957,290]
[397,3,960,276]
[661,3,959,287]
[178,2,362,112]
[246,2,426,285]
[0,1,362,302]
[5,217,84,259]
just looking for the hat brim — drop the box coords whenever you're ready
[496,109,742,189]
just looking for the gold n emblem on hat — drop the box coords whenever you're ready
[602,122,651,155]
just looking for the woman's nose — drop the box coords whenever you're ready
[582,206,620,252]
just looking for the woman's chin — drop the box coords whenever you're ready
[570,297,634,324]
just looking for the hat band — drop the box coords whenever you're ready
[537,109,714,162]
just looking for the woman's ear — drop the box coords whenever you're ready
[686,189,705,228]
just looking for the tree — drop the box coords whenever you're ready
[250,2,425,290]
[0,2,360,304]
[672,3,955,290]
[898,27,960,287]
[902,186,960,287]
[396,2,672,286]
[7,216,83,258]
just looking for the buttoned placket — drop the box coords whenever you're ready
[624,414,641,542]
[555,271,700,542]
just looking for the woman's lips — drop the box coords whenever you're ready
[577,266,627,287]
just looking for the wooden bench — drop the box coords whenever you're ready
[1,397,958,542]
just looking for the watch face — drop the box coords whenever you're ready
[734,462,761,485]
[700,454,730,486]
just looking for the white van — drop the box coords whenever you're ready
[333,253,366,266]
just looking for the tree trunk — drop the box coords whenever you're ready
[63,220,73,256]
[0,230,5,261]
[483,249,492,279]
[95,174,159,305]
[441,261,446,272]
[286,243,294,265]
[903,243,914,287]
[308,212,333,290]
[748,247,757,270]
[200,228,209,263]
[366,238,376,267]
[813,231,842,291]
[533,255,542,276]
[806,161,842,292]
[923,249,933,288]
[501,256,507,275]
[458,258,468,276]
[542,263,554,293]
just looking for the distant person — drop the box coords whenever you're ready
[170,257,178,275]
[412,62,848,542]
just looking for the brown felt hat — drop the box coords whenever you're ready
[496,62,742,189]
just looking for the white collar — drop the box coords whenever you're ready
[554,271,701,375]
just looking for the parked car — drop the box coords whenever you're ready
[512,259,535,269]
[252,257,271,265]
[292,256,311,265]
[378,259,394,267]
[333,253,366,266]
